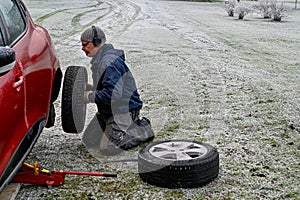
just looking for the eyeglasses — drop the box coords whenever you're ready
[81,42,89,47]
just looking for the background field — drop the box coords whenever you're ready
[18,0,300,199]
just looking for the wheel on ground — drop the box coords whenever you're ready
[138,139,219,188]
[61,66,87,133]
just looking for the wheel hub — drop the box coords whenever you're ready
[149,141,208,161]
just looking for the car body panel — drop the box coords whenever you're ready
[0,0,61,191]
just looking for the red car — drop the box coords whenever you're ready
[0,0,62,192]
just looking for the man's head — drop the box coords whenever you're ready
[81,26,106,57]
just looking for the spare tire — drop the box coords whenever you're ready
[138,140,219,188]
[61,66,87,133]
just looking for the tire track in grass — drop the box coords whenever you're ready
[66,7,112,38]
[35,9,67,25]
[35,1,111,40]
[34,1,104,25]
[53,0,143,42]
[105,0,144,40]
[37,0,144,57]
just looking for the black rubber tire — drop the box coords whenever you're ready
[138,140,219,188]
[61,66,87,133]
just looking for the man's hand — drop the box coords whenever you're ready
[86,83,93,91]
[83,91,91,104]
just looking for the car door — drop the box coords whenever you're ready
[0,0,27,180]
[17,0,54,127]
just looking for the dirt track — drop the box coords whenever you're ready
[18,0,300,199]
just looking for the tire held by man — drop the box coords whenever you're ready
[61,66,87,133]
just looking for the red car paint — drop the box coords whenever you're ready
[0,0,62,191]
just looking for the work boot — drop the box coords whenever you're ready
[108,129,142,150]
[99,129,123,156]
[116,117,155,150]
[136,117,155,143]
[101,117,155,154]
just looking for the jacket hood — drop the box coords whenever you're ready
[91,44,125,64]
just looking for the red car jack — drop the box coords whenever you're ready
[11,161,117,187]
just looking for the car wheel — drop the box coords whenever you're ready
[61,66,87,133]
[138,140,219,188]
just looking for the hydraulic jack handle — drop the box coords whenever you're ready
[12,161,117,187]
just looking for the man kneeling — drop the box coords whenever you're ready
[81,26,154,155]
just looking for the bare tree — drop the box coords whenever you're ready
[252,0,290,21]
[224,0,237,17]
[235,3,254,19]
[269,0,290,21]
[253,0,272,18]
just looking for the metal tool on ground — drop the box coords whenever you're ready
[11,161,117,187]
[102,157,138,164]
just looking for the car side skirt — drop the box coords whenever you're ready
[0,118,46,192]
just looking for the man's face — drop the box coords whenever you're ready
[81,41,98,57]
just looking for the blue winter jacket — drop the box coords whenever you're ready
[88,44,143,116]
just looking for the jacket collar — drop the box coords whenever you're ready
[90,43,114,64]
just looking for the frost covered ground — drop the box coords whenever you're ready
[17,0,299,199]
